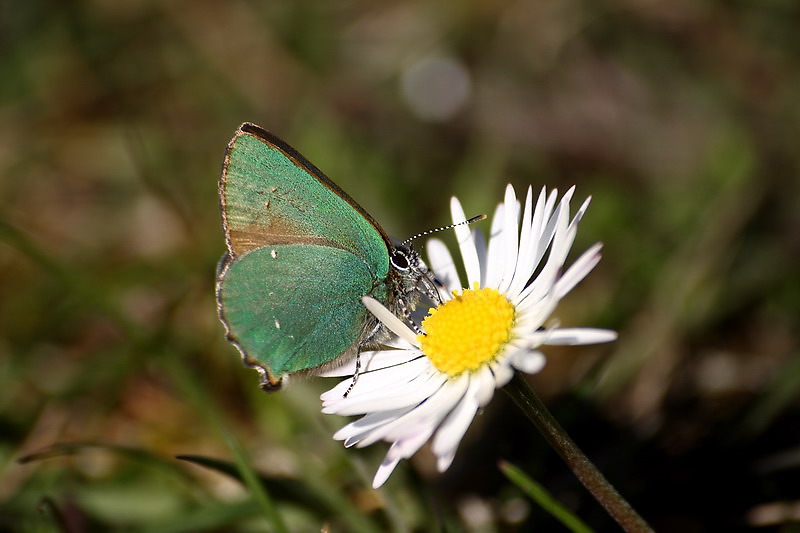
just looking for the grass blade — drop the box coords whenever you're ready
[499,460,594,533]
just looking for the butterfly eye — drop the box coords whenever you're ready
[390,250,410,271]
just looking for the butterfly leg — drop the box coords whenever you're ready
[343,349,361,398]
[419,271,443,305]
[344,319,384,397]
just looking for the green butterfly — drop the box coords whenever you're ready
[216,123,436,390]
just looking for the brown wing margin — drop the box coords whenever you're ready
[215,251,284,391]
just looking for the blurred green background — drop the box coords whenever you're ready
[2,0,799,531]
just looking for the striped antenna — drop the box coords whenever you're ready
[401,214,487,246]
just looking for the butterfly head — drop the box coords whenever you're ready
[387,243,441,320]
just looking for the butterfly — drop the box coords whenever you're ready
[216,123,438,391]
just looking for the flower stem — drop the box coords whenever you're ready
[504,372,653,533]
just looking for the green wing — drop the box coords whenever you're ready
[218,245,386,380]
[219,122,390,278]
[217,123,392,387]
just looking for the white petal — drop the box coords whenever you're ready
[554,243,602,298]
[510,349,547,374]
[490,359,515,388]
[548,190,577,263]
[316,345,418,377]
[484,202,507,289]
[518,195,573,304]
[498,185,520,294]
[360,349,425,373]
[511,187,564,300]
[322,362,431,409]
[511,328,558,348]
[372,428,439,485]
[437,450,457,473]
[431,377,482,469]
[544,327,618,345]
[385,426,436,461]
[570,196,592,229]
[323,353,428,397]
[508,186,535,297]
[373,456,401,488]
[547,191,585,271]
[320,354,429,405]
[377,411,440,448]
[531,188,564,265]
[451,196,482,287]
[326,368,446,416]
[334,407,413,444]
[473,365,497,407]
[426,238,462,294]
[507,186,552,298]
[359,374,470,447]
[472,227,488,287]
[515,293,559,329]
[362,296,419,345]
[321,377,363,402]
[381,375,469,442]
[531,187,556,239]
[541,188,560,234]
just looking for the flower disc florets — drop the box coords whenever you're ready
[419,285,515,376]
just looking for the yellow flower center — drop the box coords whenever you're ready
[418,286,516,376]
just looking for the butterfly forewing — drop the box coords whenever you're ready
[220,124,390,269]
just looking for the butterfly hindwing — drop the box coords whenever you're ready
[218,244,384,378]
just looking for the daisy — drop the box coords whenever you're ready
[319,184,617,489]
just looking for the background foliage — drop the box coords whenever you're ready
[1,0,799,531]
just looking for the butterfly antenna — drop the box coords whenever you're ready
[401,214,486,247]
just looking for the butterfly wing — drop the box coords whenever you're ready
[220,123,391,265]
[217,123,391,388]
[218,245,387,382]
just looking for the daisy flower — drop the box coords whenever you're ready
[319,184,617,488]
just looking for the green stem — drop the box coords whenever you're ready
[504,373,653,533]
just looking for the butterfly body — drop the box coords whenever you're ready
[216,123,432,390]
